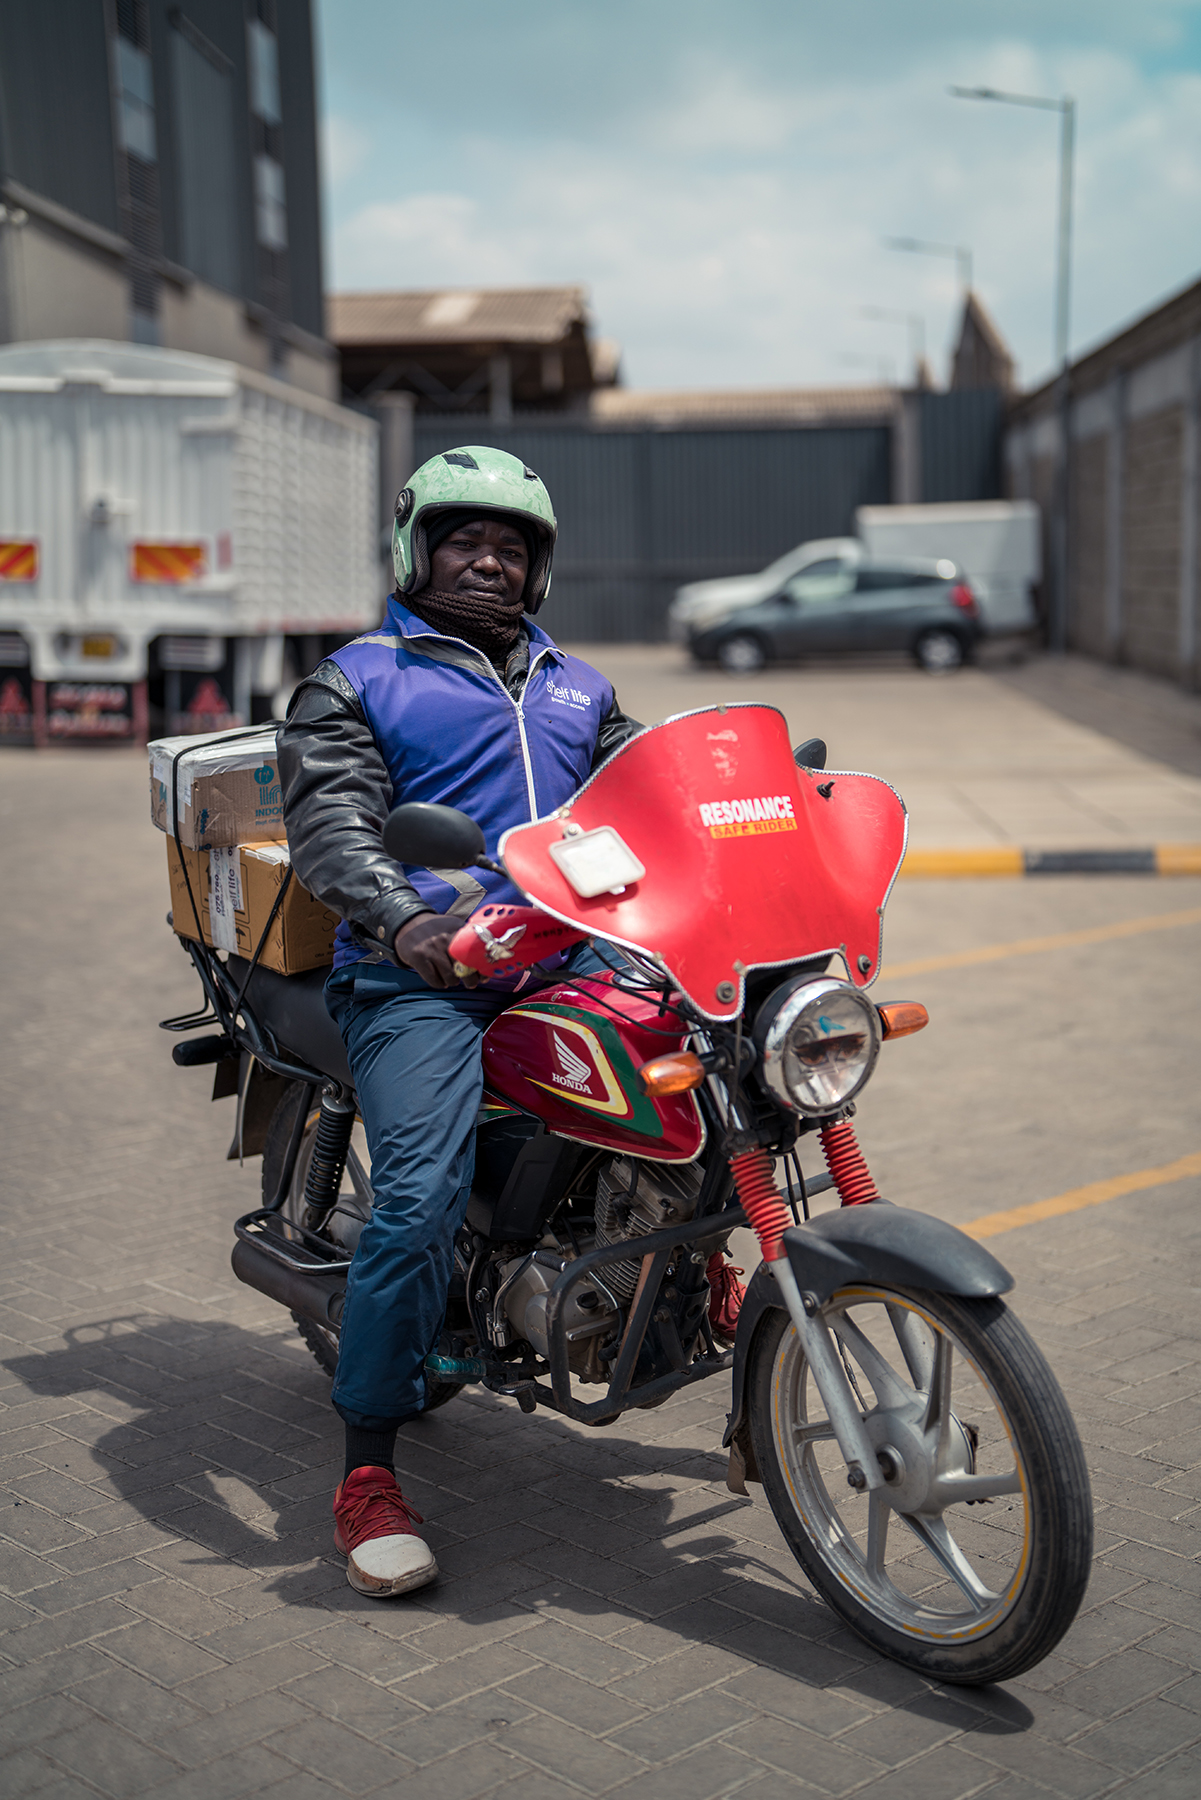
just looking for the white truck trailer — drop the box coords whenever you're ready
[0,340,379,745]
[855,500,1040,636]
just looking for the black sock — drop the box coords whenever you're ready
[343,1424,399,1484]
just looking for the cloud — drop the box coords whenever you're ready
[649,53,801,155]
[338,192,515,289]
[323,9,1201,392]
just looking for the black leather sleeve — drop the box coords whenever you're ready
[276,662,434,963]
[592,691,642,769]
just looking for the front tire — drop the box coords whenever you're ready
[746,1286,1092,1684]
[717,632,769,674]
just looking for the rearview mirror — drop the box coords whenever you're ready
[383,802,486,869]
[793,738,828,771]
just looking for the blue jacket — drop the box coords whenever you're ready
[282,596,620,972]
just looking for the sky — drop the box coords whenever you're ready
[316,0,1201,395]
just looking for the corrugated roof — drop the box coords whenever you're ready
[589,384,897,426]
[328,286,589,347]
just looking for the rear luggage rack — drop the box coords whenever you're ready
[234,1208,353,1275]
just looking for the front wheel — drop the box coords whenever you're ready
[717,632,769,674]
[746,1286,1092,1684]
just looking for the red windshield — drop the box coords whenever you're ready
[500,704,908,1021]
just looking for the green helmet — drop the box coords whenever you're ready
[392,445,558,612]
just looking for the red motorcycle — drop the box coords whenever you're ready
[165,703,1091,1684]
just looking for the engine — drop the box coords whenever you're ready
[594,1156,704,1299]
[493,1156,705,1382]
[493,1249,616,1380]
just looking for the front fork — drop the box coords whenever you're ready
[728,1120,887,1493]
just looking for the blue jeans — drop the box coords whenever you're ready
[325,947,606,1427]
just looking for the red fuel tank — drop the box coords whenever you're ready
[481,975,704,1163]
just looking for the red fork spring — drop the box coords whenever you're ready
[820,1117,879,1207]
[728,1148,791,1262]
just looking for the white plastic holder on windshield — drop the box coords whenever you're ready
[771,1252,886,1493]
[547,825,646,899]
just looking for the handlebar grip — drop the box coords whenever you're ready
[447,921,493,978]
[448,903,588,978]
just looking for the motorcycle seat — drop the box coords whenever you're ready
[226,957,353,1090]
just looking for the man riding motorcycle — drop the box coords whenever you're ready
[277,446,645,1596]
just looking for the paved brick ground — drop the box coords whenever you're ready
[1,678,1199,1800]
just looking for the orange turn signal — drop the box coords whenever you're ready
[637,1051,707,1096]
[878,1002,929,1040]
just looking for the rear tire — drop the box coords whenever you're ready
[746,1286,1092,1684]
[717,633,769,674]
[260,1085,465,1412]
[913,628,966,673]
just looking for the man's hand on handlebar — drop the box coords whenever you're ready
[393,913,480,989]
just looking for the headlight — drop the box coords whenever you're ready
[754,975,881,1116]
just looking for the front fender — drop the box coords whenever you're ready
[722,1260,781,1451]
[722,1200,1013,1451]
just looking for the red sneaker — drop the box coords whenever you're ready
[333,1467,438,1597]
[707,1253,746,1346]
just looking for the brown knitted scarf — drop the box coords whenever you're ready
[405,586,526,656]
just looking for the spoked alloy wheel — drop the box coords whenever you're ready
[747,1286,1092,1684]
[261,1086,464,1410]
[717,633,768,674]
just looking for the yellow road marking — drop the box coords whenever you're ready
[901,848,1024,879]
[962,1152,1201,1240]
[898,844,1201,878]
[1157,844,1201,874]
[882,906,1201,980]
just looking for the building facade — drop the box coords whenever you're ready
[0,0,335,397]
[1007,277,1201,687]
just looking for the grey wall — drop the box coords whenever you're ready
[920,389,1004,503]
[1006,287,1201,687]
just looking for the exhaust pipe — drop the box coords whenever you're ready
[231,1238,346,1331]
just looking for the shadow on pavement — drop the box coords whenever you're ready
[5,1313,1034,1727]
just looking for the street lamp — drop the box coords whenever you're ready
[859,306,926,383]
[951,84,1076,655]
[949,85,1075,370]
[885,236,972,296]
[840,352,897,387]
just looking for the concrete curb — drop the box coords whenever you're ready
[899,845,1201,878]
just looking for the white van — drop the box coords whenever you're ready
[855,501,1040,635]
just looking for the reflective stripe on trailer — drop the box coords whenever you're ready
[131,542,207,582]
[0,541,39,581]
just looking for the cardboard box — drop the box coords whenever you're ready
[166,838,339,975]
[149,727,285,850]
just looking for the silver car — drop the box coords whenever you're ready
[668,538,860,644]
[685,552,980,673]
